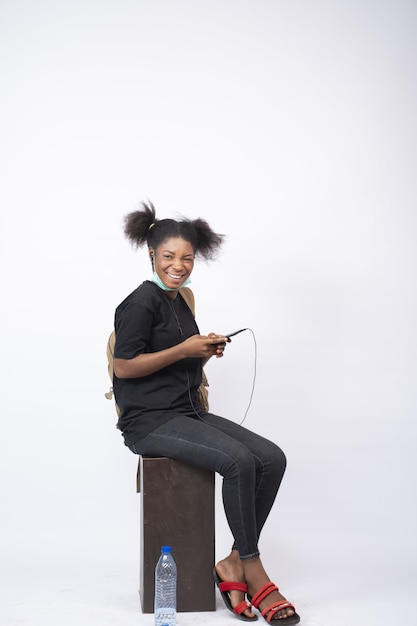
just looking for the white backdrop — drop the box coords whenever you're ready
[1,1,416,625]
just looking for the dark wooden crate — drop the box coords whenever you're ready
[139,456,216,613]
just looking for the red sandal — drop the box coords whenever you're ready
[213,568,258,622]
[251,582,300,625]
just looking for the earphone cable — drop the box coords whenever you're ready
[168,296,256,424]
[238,327,257,425]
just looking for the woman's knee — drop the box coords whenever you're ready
[276,444,287,470]
[264,442,287,477]
[222,445,257,481]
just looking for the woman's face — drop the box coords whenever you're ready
[151,237,195,290]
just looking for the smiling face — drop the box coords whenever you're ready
[150,236,195,292]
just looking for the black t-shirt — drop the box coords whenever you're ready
[113,280,203,446]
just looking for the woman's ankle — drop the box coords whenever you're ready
[216,551,244,581]
[242,557,270,591]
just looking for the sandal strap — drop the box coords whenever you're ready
[218,581,248,594]
[262,601,296,623]
[234,600,252,616]
[251,582,279,608]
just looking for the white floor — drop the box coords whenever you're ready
[1,481,415,626]
[1,559,414,626]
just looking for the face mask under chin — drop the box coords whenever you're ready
[152,271,191,291]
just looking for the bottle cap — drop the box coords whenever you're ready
[161,545,172,553]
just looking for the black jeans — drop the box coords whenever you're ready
[129,411,286,559]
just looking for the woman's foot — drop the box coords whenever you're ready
[243,557,298,622]
[215,551,257,620]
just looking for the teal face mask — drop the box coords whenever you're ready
[152,271,191,291]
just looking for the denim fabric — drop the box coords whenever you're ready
[129,411,286,560]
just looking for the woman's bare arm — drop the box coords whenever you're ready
[114,333,228,379]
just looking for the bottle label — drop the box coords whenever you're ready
[155,608,176,626]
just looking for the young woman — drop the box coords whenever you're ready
[112,201,300,625]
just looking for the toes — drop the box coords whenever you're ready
[273,607,295,620]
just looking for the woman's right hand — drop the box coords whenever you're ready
[182,333,229,359]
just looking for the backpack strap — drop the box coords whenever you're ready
[178,286,195,313]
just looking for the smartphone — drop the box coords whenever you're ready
[225,328,247,339]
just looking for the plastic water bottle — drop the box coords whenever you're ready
[154,545,177,626]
